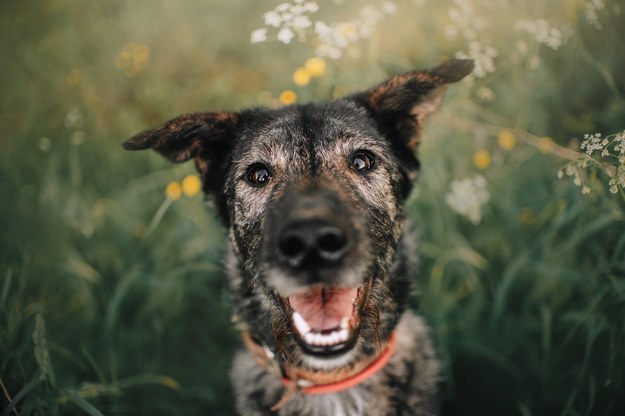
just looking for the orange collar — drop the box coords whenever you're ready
[242,330,397,409]
[282,331,397,395]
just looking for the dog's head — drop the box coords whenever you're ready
[124,59,473,371]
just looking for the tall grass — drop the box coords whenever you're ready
[1,0,624,415]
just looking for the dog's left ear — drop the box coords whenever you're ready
[351,58,473,170]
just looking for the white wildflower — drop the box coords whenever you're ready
[264,11,282,27]
[252,1,394,60]
[64,107,83,129]
[250,28,268,44]
[253,1,321,45]
[445,0,486,41]
[276,3,290,13]
[383,1,397,14]
[292,15,312,29]
[562,129,625,196]
[580,132,604,155]
[514,19,563,50]
[445,175,490,225]
[456,41,498,78]
[312,5,393,60]
[584,0,605,29]
[277,27,295,44]
[609,165,625,193]
[476,86,496,102]
[304,2,319,13]
[445,25,459,40]
[314,21,333,36]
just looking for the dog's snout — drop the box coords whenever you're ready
[277,219,349,269]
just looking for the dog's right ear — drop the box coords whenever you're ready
[351,59,473,156]
[123,111,238,180]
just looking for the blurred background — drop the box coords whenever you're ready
[1,1,624,415]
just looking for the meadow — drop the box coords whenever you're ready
[1,1,624,415]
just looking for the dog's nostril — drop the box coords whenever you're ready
[317,228,347,257]
[278,233,307,259]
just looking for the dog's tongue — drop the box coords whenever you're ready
[289,287,357,331]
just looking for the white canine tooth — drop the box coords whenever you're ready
[340,317,349,330]
[292,312,311,335]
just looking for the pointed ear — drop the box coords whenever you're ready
[123,111,238,176]
[352,59,474,153]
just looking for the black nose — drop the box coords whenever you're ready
[276,219,349,269]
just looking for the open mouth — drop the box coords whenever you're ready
[279,279,372,356]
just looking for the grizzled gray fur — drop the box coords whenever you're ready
[124,58,474,415]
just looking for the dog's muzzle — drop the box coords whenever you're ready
[263,186,371,356]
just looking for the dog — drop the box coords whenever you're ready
[124,58,473,415]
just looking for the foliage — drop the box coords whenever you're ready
[1,0,624,415]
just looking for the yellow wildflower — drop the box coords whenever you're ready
[132,44,150,71]
[341,23,357,38]
[279,90,297,105]
[115,43,150,77]
[519,207,536,225]
[473,149,492,170]
[66,69,81,86]
[165,182,181,200]
[293,68,311,87]
[115,49,131,69]
[538,136,554,154]
[182,175,201,197]
[497,130,517,150]
[305,57,327,77]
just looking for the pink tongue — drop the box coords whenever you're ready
[289,287,357,331]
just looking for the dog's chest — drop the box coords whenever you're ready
[289,389,372,416]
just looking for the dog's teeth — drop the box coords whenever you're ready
[337,328,349,343]
[301,328,351,347]
[325,334,334,345]
[292,312,311,335]
[295,313,353,346]
[312,333,324,346]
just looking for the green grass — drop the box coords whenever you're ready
[1,1,624,415]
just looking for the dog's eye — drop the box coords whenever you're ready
[245,164,272,186]
[350,152,376,172]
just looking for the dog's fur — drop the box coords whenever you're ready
[124,59,473,415]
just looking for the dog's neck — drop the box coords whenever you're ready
[241,330,397,410]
